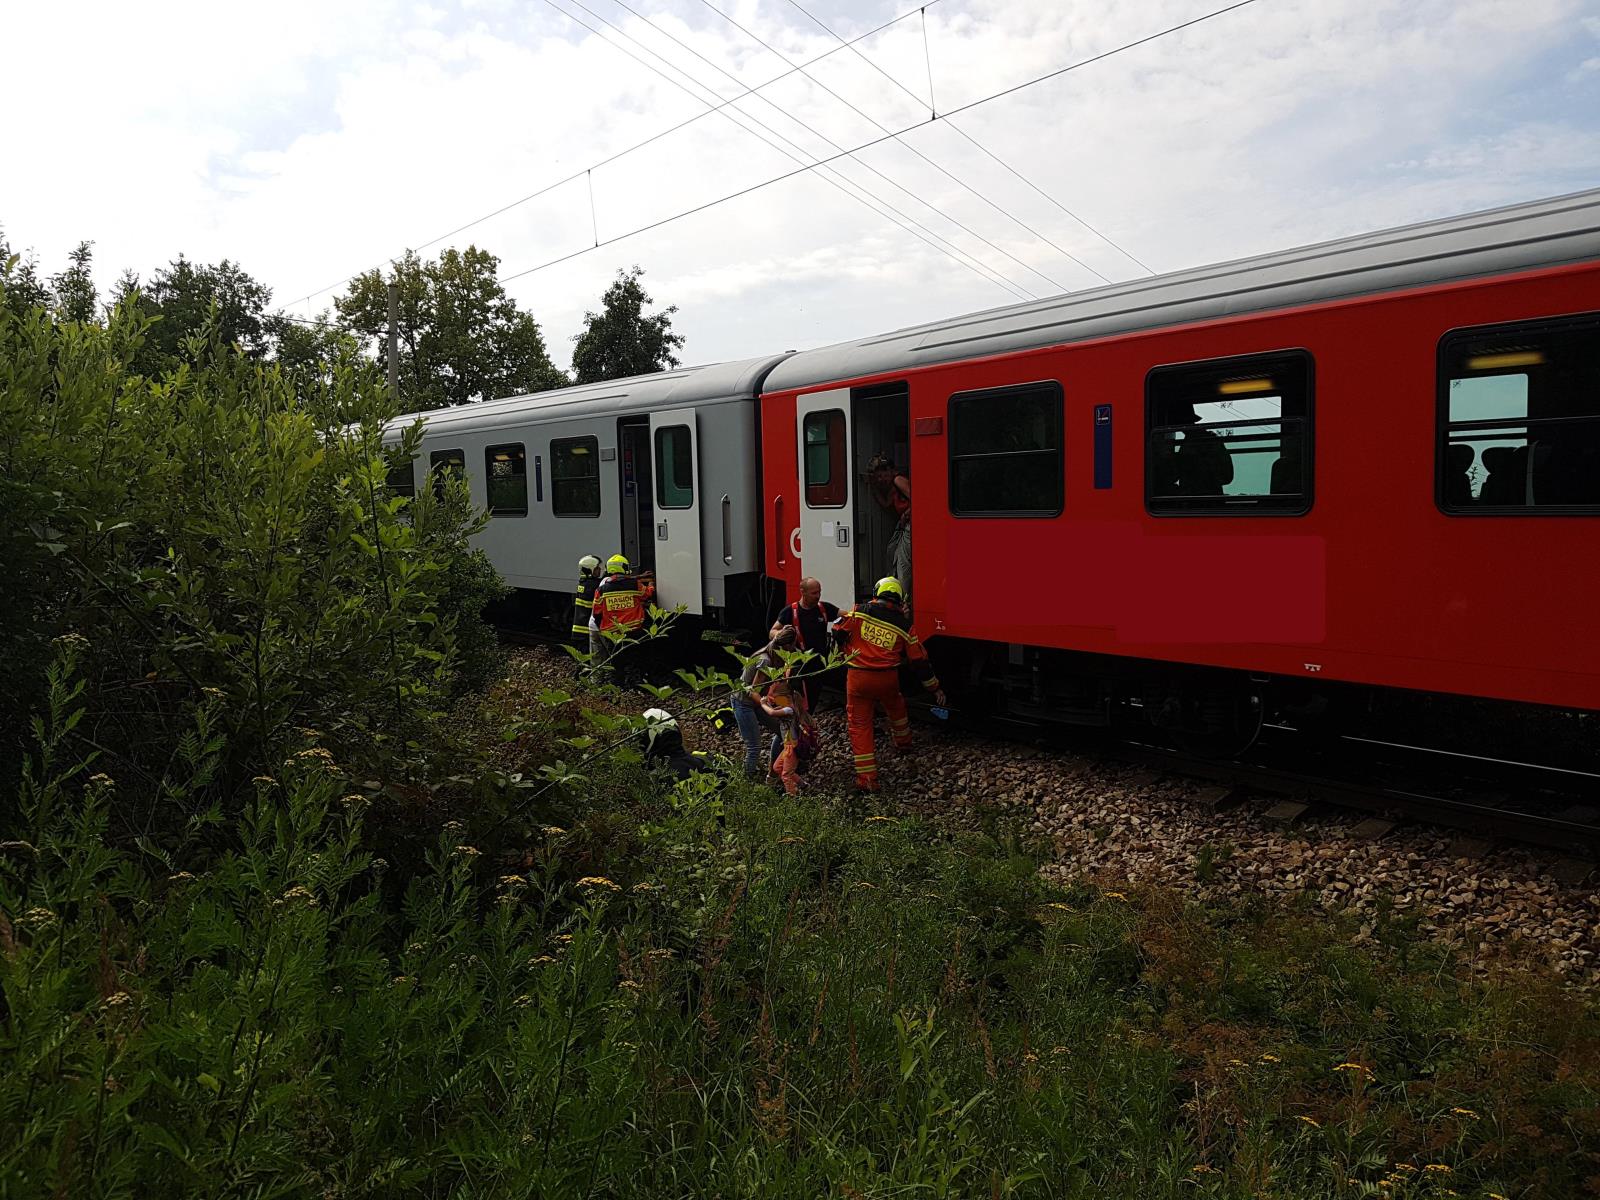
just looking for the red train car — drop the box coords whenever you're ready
[759,189,1600,749]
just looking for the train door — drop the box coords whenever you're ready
[649,408,703,616]
[795,390,855,607]
[850,383,911,601]
[617,419,656,575]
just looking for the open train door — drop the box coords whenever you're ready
[795,389,856,607]
[648,408,703,616]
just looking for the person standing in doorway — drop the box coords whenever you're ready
[769,576,839,714]
[867,454,913,605]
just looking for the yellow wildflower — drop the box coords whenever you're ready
[498,875,527,888]
[529,955,556,965]
[453,845,480,859]
[1259,1053,1281,1063]
[102,992,132,1008]
[1449,1107,1479,1119]
[776,836,806,845]
[1045,902,1075,912]
[865,815,895,823]
[577,875,620,891]
[252,775,276,786]
[631,881,658,893]
[1334,1062,1375,1079]
[541,825,566,837]
[1296,1116,1321,1128]
[1103,891,1128,901]
[1422,1164,1452,1174]
[1190,1164,1216,1174]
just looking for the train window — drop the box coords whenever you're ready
[804,410,847,508]
[1438,312,1600,513]
[429,448,465,500]
[948,381,1064,516]
[1146,350,1312,515]
[654,425,694,509]
[385,454,415,499]
[485,443,527,516]
[551,435,601,517]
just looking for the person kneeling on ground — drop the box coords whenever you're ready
[642,708,712,781]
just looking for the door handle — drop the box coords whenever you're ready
[836,525,850,548]
[774,494,786,567]
[721,494,733,565]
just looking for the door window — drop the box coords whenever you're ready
[803,409,847,507]
[654,425,694,509]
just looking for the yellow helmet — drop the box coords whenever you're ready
[874,576,904,601]
[606,553,630,574]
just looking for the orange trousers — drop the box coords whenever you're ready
[846,669,912,790]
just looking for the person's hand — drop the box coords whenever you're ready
[934,689,947,708]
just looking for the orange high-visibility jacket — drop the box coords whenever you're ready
[833,600,939,690]
[593,573,655,633]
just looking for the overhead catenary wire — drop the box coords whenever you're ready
[281,0,948,310]
[784,0,1158,277]
[599,0,1066,297]
[497,0,1264,287]
[546,0,1036,300]
[694,0,1096,289]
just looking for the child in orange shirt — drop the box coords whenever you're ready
[760,677,814,795]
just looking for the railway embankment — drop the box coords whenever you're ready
[510,645,1600,992]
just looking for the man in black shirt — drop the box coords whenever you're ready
[769,576,839,714]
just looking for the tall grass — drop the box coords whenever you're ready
[4,646,1597,1198]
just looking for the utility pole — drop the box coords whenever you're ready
[386,277,400,398]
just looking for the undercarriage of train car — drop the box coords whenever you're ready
[928,637,1600,771]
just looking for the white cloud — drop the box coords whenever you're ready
[4,0,1598,372]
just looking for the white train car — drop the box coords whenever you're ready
[385,354,788,631]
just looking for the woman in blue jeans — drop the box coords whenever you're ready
[731,625,796,778]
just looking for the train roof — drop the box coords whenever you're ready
[763,185,1600,393]
[388,352,791,434]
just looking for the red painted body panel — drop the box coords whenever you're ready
[761,262,1600,712]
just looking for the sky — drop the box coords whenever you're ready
[4,0,1600,374]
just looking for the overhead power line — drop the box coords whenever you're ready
[282,0,948,310]
[497,0,1263,287]
[548,0,1035,299]
[594,0,1062,296]
[782,0,1156,277]
[696,0,1106,287]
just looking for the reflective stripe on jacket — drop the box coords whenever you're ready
[833,600,938,690]
[571,573,600,637]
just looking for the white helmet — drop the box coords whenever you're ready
[578,554,601,573]
[642,707,676,748]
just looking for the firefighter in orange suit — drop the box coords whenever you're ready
[833,576,944,793]
[590,553,655,643]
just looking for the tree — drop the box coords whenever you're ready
[134,255,274,366]
[570,266,685,385]
[263,309,362,395]
[49,240,97,323]
[337,246,568,412]
[0,226,53,322]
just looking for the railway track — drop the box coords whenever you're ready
[497,625,1600,864]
